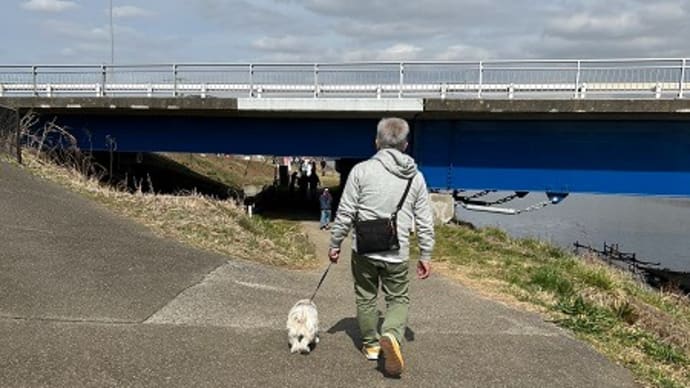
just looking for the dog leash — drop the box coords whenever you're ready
[309,262,332,301]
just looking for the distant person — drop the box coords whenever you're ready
[305,159,313,177]
[319,188,333,230]
[308,168,321,200]
[328,117,435,377]
[298,172,308,199]
[289,171,298,193]
[320,159,327,176]
[311,160,317,176]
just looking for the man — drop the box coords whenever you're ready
[319,188,333,230]
[308,161,320,200]
[328,117,435,377]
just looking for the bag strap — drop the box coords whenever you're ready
[393,176,415,217]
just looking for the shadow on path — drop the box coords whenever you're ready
[327,317,416,351]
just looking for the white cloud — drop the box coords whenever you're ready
[546,13,641,39]
[112,5,153,18]
[42,20,109,41]
[380,43,422,60]
[21,0,77,12]
[41,19,155,62]
[537,0,690,58]
[639,1,687,22]
[334,20,441,41]
[251,36,305,53]
[59,47,76,56]
[199,0,302,33]
[344,43,423,61]
[435,45,494,61]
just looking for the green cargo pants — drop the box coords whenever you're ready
[351,251,409,347]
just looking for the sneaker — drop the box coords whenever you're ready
[379,333,404,376]
[361,344,381,361]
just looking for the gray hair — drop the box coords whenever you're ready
[376,117,409,151]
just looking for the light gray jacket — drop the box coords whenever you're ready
[329,148,435,263]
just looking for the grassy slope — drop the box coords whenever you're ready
[12,152,316,269]
[162,153,276,189]
[424,225,690,388]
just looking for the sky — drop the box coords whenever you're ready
[1,0,689,64]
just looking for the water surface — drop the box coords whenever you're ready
[456,193,690,271]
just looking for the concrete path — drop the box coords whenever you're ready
[0,160,637,387]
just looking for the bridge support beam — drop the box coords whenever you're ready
[335,158,362,190]
[11,98,690,197]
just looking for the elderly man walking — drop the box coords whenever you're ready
[328,117,435,377]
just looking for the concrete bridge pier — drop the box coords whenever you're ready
[335,158,362,190]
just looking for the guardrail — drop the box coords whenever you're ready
[0,59,688,99]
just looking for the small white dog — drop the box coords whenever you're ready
[286,299,319,354]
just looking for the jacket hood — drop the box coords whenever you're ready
[373,148,417,179]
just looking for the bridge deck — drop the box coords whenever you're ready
[3,97,690,116]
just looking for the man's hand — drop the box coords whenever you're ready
[417,260,431,279]
[328,248,341,263]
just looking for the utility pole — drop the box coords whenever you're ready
[109,0,114,64]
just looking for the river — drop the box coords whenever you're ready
[456,192,690,272]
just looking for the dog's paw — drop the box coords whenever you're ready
[315,337,320,344]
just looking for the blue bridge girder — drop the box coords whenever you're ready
[4,96,690,197]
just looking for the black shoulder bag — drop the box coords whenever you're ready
[354,176,414,254]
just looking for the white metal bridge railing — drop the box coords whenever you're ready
[0,58,688,100]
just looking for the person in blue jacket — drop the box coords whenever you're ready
[319,188,333,230]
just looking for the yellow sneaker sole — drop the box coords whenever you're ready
[380,334,404,376]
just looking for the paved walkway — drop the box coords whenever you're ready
[0,160,637,387]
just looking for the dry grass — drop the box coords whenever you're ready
[10,115,317,268]
[319,171,340,189]
[163,153,276,189]
[18,149,317,269]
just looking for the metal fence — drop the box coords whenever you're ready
[0,58,688,99]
